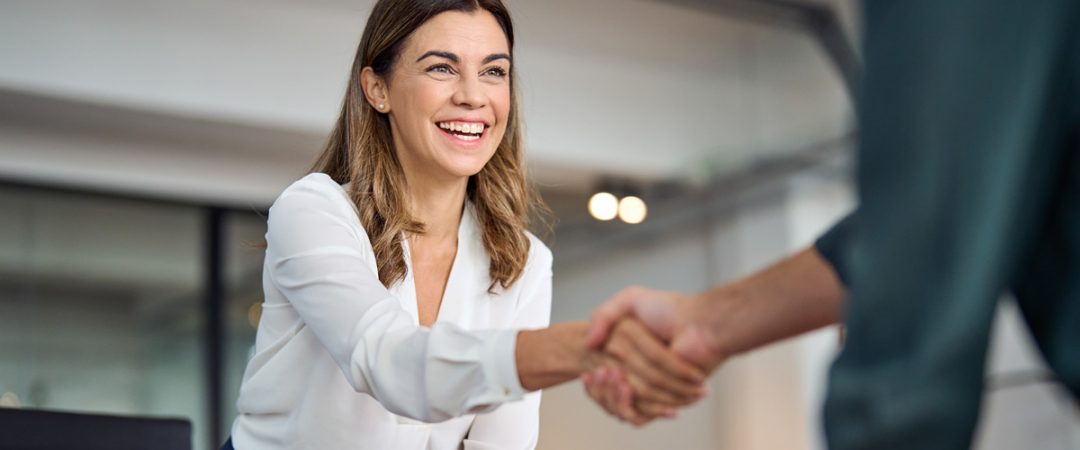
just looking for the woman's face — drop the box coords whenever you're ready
[380,10,512,182]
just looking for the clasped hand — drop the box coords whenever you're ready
[579,317,705,426]
[582,286,726,426]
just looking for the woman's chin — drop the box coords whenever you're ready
[437,157,494,179]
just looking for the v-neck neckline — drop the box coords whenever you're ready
[400,203,471,329]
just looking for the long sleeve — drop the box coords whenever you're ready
[264,176,525,423]
[463,242,552,450]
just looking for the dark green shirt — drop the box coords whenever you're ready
[814,1,1080,448]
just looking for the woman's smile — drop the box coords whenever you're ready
[435,119,491,149]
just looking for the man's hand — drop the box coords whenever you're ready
[586,286,726,371]
[580,317,709,426]
[581,287,728,425]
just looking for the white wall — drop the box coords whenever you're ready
[0,0,851,203]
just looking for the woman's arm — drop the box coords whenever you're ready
[269,176,704,425]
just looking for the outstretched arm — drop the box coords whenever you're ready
[588,247,844,366]
[583,246,846,422]
[268,176,705,425]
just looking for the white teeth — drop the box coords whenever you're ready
[439,122,479,132]
[437,121,486,138]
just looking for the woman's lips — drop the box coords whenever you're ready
[435,121,488,148]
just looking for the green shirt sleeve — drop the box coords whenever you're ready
[814,212,856,287]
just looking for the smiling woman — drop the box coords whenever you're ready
[222,1,708,449]
[314,0,529,295]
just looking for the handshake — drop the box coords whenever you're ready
[516,248,844,426]
[580,286,726,426]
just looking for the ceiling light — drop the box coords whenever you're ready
[588,192,619,221]
[618,196,647,224]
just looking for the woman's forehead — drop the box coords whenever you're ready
[402,10,510,61]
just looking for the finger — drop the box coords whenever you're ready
[621,319,708,383]
[581,372,596,399]
[583,373,612,416]
[609,368,659,427]
[607,341,683,405]
[586,370,622,419]
[610,339,703,401]
[616,378,654,427]
[601,369,627,421]
[606,321,707,400]
[625,369,706,408]
[635,398,677,419]
[622,371,684,406]
[585,289,642,350]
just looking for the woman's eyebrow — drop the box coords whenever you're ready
[415,50,512,65]
[417,50,458,63]
[483,53,511,64]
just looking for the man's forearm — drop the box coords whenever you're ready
[700,247,846,358]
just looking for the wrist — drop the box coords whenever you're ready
[515,322,590,391]
[691,285,747,359]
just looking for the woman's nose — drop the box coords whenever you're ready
[451,76,486,109]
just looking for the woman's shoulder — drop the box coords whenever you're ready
[264,173,374,255]
[267,173,369,238]
[279,172,347,198]
[270,173,353,215]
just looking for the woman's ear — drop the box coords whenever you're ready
[360,67,390,113]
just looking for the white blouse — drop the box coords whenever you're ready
[230,173,552,449]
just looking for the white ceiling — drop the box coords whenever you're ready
[0,0,852,205]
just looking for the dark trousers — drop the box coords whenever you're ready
[220,437,235,450]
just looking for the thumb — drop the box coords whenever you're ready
[630,296,680,342]
[586,294,637,349]
[671,327,722,373]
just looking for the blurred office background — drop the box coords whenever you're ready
[0,0,1076,449]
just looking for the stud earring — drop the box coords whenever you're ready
[378,103,385,110]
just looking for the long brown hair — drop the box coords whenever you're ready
[311,0,544,291]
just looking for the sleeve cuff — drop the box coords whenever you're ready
[483,328,526,402]
[815,212,856,287]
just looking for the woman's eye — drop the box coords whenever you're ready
[427,64,454,75]
[484,67,508,77]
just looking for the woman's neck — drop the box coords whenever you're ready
[404,170,467,243]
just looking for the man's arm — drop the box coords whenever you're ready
[587,246,846,368]
[582,245,847,423]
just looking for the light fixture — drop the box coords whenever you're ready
[588,192,619,221]
[618,196,647,224]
